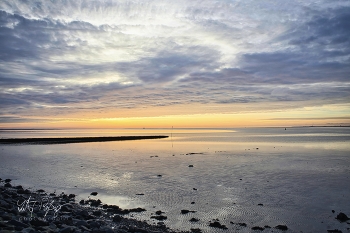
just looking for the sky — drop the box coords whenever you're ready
[0,0,350,128]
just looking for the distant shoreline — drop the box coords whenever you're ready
[0,135,168,145]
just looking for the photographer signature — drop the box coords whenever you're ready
[17,194,62,218]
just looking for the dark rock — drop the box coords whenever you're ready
[327,230,343,233]
[79,199,85,205]
[36,189,45,193]
[17,189,26,194]
[252,226,264,230]
[30,218,49,227]
[21,227,36,233]
[264,225,271,228]
[60,204,73,212]
[4,183,12,188]
[332,210,335,213]
[68,194,75,199]
[7,219,29,228]
[275,225,288,231]
[100,226,114,233]
[136,193,144,195]
[89,199,102,207]
[336,212,350,222]
[59,226,74,233]
[151,215,167,220]
[113,215,123,222]
[209,221,228,229]
[191,202,195,204]
[189,165,194,167]
[155,210,164,215]
[93,210,102,216]
[191,229,202,233]
[90,192,98,196]
[258,203,263,206]
[76,220,89,227]
[4,179,11,183]
[181,209,196,214]
[127,226,149,233]
[88,220,100,229]
[24,189,31,194]
[76,210,90,218]
[14,185,23,189]
[157,174,162,177]
[193,188,197,190]
[190,218,199,222]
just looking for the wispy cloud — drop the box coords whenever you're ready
[1,0,349,125]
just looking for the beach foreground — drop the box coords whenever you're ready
[2,181,349,233]
[0,181,192,233]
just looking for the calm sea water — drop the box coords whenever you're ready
[1,127,350,232]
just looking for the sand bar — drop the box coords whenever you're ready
[0,135,168,144]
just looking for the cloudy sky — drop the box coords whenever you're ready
[0,0,349,128]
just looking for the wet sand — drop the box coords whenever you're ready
[0,136,168,145]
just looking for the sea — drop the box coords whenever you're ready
[1,127,350,232]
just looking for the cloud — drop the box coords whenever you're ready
[0,0,350,124]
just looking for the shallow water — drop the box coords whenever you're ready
[1,127,350,232]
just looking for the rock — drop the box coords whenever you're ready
[264,225,271,228]
[252,226,264,230]
[112,215,123,222]
[7,219,29,228]
[21,227,36,233]
[157,174,162,177]
[89,199,102,207]
[30,218,49,227]
[60,204,72,212]
[90,192,98,196]
[14,185,23,189]
[258,203,263,206]
[136,193,144,195]
[191,202,195,204]
[88,220,100,229]
[23,189,31,194]
[68,194,75,199]
[93,210,102,216]
[336,212,350,222]
[155,210,164,215]
[189,165,194,167]
[209,221,228,230]
[17,189,26,194]
[36,189,45,193]
[275,225,288,231]
[190,229,202,233]
[4,183,12,188]
[99,226,114,233]
[4,179,11,183]
[76,220,89,227]
[327,229,343,233]
[76,210,90,218]
[79,199,85,205]
[59,226,74,233]
[193,188,197,190]
[151,215,167,220]
[190,218,199,222]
